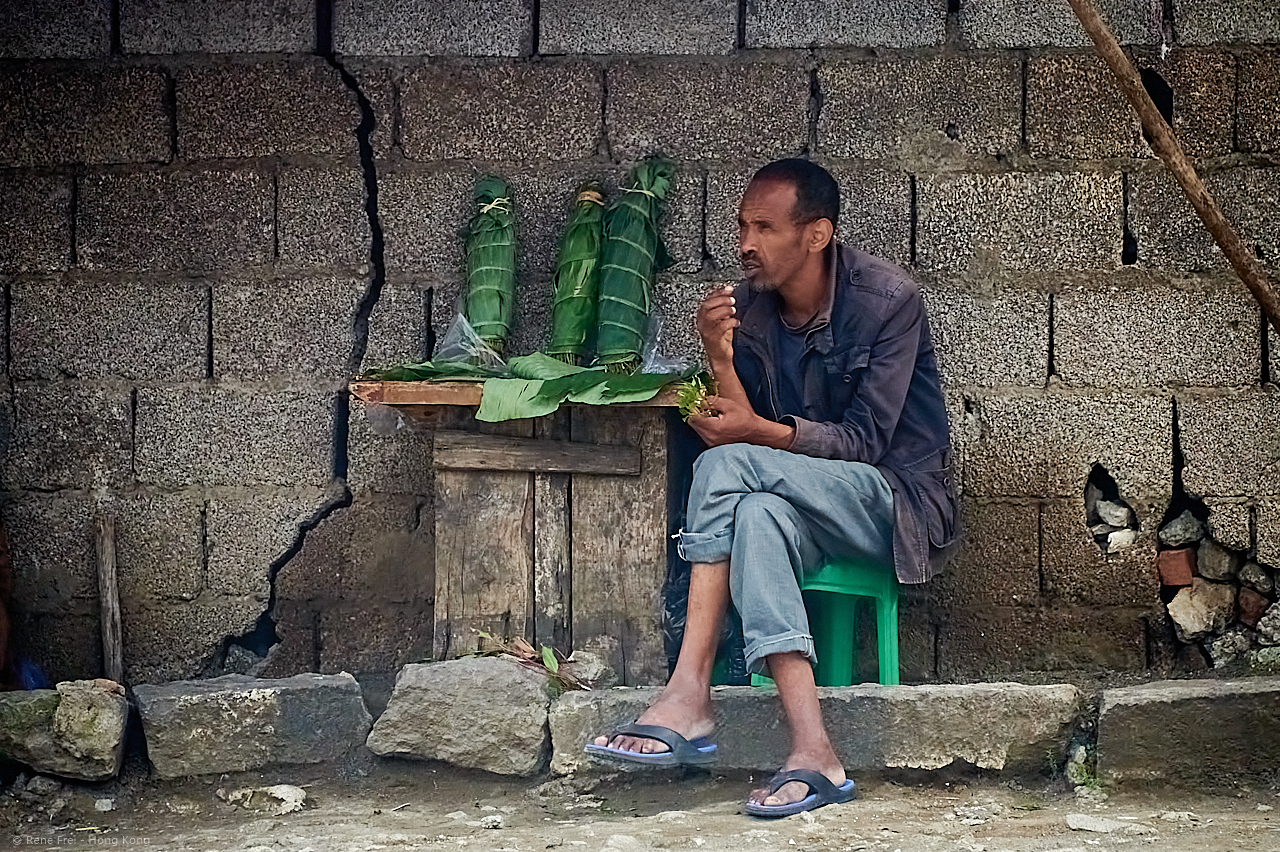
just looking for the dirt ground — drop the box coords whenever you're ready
[2,757,1278,852]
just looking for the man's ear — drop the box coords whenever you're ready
[808,217,834,254]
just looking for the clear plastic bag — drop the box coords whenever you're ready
[640,309,691,374]
[436,311,507,370]
[365,402,411,437]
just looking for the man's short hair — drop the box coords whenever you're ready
[751,159,840,230]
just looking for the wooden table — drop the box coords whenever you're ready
[349,380,690,686]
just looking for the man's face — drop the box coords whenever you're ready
[737,178,811,292]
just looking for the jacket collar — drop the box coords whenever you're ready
[738,241,844,356]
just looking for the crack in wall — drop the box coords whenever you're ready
[805,66,821,156]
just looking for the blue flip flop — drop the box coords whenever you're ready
[583,723,718,767]
[744,768,857,817]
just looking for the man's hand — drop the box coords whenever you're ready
[696,285,738,369]
[688,395,795,450]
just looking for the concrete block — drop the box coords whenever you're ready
[746,0,946,48]
[212,275,365,385]
[206,489,342,598]
[1098,676,1280,785]
[916,172,1123,276]
[962,391,1172,498]
[345,400,436,494]
[1203,497,1253,552]
[1260,498,1280,568]
[1175,0,1280,46]
[922,284,1049,388]
[400,62,599,162]
[550,682,1080,776]
[1040,497,1162,606]
[333,0,532,56]
[114,492,205,604]
[278,170,370,269]
[135,386,335,487]
[819,57,1021,162]
[959,0,1159,48]
[930,501,1041,609]
[1028,53,1144,160]
[360,279,433,372]
[319,604,434,674]
[177,61,358,160]
[939,605,1149,679]
[607,61,809,161]
[5,495,100,612]
[0,0,111,58]
[0,66,169,167]
[541,0,735,55]
[122,598,265,684]
[342,61,395,159]
[120,0,314,54]
[706,165,911,272]
[1239,51,1280,154]
[10,276,206,381]
[0,680,127,781]
[4,385,132,491]
[1179,390,1280,497]
[1129,168,1280,272]
[134,673,372,779]
[1054,279,1260,388]
[78,170,273,272]
[10,611,100,683]
[1143,49,1236,160]
[0,172,71,272]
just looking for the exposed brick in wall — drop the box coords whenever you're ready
[1,0,1278,686]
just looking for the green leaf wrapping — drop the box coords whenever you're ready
[465,175,517,355]
[547,182,606,365]
[594,157,676,373]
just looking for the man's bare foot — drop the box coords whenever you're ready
[747,748,846,808]
[590,686,714,755]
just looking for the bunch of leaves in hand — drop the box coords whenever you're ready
[676,373,717,422]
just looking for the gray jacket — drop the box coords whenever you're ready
[731,242,960,583]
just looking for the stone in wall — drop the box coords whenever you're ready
[1142,49,1237,160]
[277,168,371,270]
[1175,0,1280,46]
[1041,498,1161,607]
[333,0,533,57]
[1027,54,1144,159]
[746,0,947,48]
[0,0,111,58]
[4,387,133,491]
[0,173,70,273]
[1239,51,1280,154]
[122,0,315,53]
[959,0,1158,48]
[930,501,1041,609]
[540,0,736,55]
[1179,391,1280,498]
[922,285,1049,389]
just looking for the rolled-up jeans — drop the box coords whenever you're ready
[676,443,896,675]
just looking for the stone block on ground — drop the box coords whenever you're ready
[550,683,1080,776]
[134,673,372,779]
[540,0,735,55]
[1179,391,1280,498]
[0,680,127,781]
[1175,1,1280,46]
[0,0,111,58]
[121,0,314,53]
[367,657,553,776]
[333,0,533,56]
[959,0,1156,48]
[0,172,70,272]
[1097,676,1280,785]
[746,0,946,48]
[819,56,1021,162]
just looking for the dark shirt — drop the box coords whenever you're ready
[731,241,960,584]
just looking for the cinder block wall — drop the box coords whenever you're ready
[1,0,1276,688]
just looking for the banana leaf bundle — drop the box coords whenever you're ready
[595,157,676,374]
[464,175,517,355]
[547,182,606,366]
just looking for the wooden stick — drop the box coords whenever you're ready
[95,514,123,684]
[1065,0,1280,335]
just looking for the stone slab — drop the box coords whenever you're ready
[367,658,551,776]
[1097,676,1280,785]
[4,385,133,491]
[916,172,1123,276]
[540,0,735,55]
[10,276,206,381]
[212,275,365,385]
[333,0,532,57]
[134,673,372,779]
[121,0,314,53]
[1179,390,1280,497]
[1027,53,1144,160]
[550,682,1080,776]
[277,168,370,269]
[921,284,1049,388]
[78,170,273,272]
[0,172,72,272]
[0,66,169,167]
[1239,52,1280,155]
[0,0,111,58]
[746,0,946,48]
[1040,497,1162,607]
[819,56,1021,162]
[1175,0,1280,46]
[400,61,600,162]
[134,386,335,488]
[1054,280,1260,388]
[607,61,809,162]
[961,391,1172,498]
[0,680,127,781]
[177,60,359,160]
[959,0,1158,48]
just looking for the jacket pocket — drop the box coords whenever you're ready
[823,345,870,410]
[906,450,957,548]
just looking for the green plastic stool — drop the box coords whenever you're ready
[751,559,900,687]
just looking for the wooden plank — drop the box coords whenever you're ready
[432,417,535,659]
[433,430,640,475]
[349,380,683,409]
[569,407,670,686]
[95,514,123,684]
[533,412,571,653]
